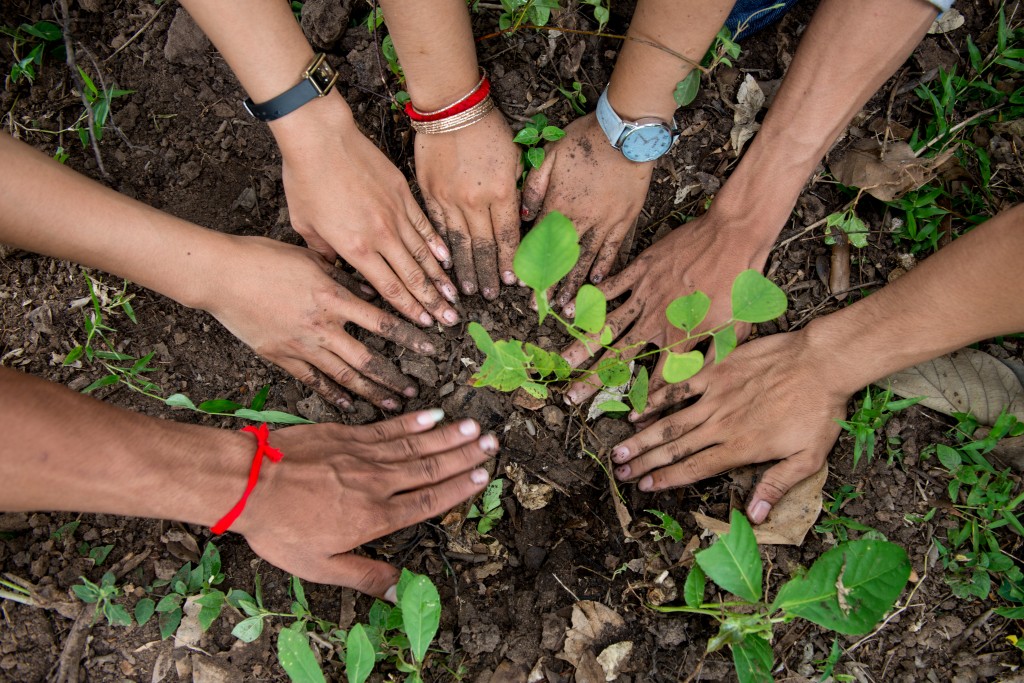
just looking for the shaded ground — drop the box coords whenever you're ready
[2,0,1023,681]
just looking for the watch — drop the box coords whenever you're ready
[595,87,679,162]
[243,53,339,122]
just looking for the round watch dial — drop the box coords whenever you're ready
[619,125,674,162]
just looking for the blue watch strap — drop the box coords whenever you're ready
[596,87,626,149]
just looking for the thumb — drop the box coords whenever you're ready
[292,223,339,263]
[322,552,402,602]
[747,457,825,525]
[520,150,556,221]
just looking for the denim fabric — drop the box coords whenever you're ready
[724,0,801,39]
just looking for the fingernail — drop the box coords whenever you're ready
[403,386,418,398]
[339,401,355,414]
[563,303,575,317]
[442,284,458,303]
[443,309,459,324]
[520,206,530,219]
[615,465,630,479]
[591,272,603,284]
[613,446,629,462]
[443,260,452,270]
[421,342,437,355]
[419,312,433,326]
[564,391,577,406]
[502,271,516,285]
[479,434,498,453]
[517,278,526,288]
[437,244,451,262]
[749,500,771,525]
[483,288,496,300]
[417,408,445,426]
[470,468,489,485]
[360,284,376,296]
[638,475,654,492]
[462,281,477,295]
[459,420,479,436]
[628,412,640,422]
[383,398,400,411]
[384,584,398,604]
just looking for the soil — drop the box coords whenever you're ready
[2,1,1024,682]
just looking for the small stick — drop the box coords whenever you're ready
[104,1,167,62]
[551,572,580,602]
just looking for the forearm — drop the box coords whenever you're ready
[0,367,250,525]
[608,0,734,120]
[379,0,479,110]
[805,205,1024,394]
[0,134,233,310]
[712,0,938,242]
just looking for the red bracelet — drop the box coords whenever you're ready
[211,423,284,535]
[405,76,491,122]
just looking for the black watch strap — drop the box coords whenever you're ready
[243,53,339,123]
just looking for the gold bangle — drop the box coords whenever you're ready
[409,69,487,117]
[410,97,495,135]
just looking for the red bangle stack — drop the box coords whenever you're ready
[405,72,495,134]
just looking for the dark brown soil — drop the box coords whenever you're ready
[2,1,1023,682]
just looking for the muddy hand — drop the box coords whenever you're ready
[417,108,522,300]
[206,236,437,412]
[237,410,497,597]
[521,112,652,307]
[612,330,842,524]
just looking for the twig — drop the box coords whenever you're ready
[845,570,927,654]
[56,0,109,178]
[104,1,167,62]
[912,104,1003,158]
[551,572,580,601]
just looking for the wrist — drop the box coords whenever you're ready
[268,91,357,157]
[798,316,875,397]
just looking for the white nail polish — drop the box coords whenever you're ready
[417,408,445,426]
[459,420,478,436]
[480,434,498,452]
[470,469,489,485]
[384,584,398,604]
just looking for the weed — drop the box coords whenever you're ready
[467,478,505,534]
[888,185,950,254]
[73,572,133,627]
[498,0,561,32]
[645,509,685,543]
[813,484,881,543]
[151,542,226,639]
[469,212,787,413]
[579,0,609,31]
[837,386,924,469]
[1,21,63,84]
[73,67,132,147]
[512,113,565,172]
[556,80,587,115]
[655,510,910,683]
[290,1,304,21]
[824,205,869,249]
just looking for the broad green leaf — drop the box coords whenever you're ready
[72,584,99,603]
[684,564,706,608]
[89,543,113,565]
[158,608,182,640]
[673,69,700,107]
[730,270,787,323]
[526,146,545,169]
[105,603,133,627]
[665,292,710,331]
[541,125,566,141]
[232,615,265,642]
[844,215,869,249]
[291,576,309,611]
[521,381,548,399]
[63,346,84,365]
[527,344,556,377]
[628,366,649,414]
[197,399,244,414]
[232,409,313,425]
[197,591,225,632]
[513,127,540,145]
[165,393,197,410]
[574,284,606,334]
[481,479,504,512]
[695,509,762,602]
[277,627,326,683]
[155,593,183,612]
[712,325,738,363]
[134,598,155,627]
[596,399,630,413]
[731,634,774,683]
[597,358,631,387]
[345,624,374,683]
[514,212,579,295]
[401,574,441,663]
[662,350,703,384]
[935,444,962,470]
[468,324,531,391]
[646,509,684,542]
[600,325,613,345]
[995,606,1024,619]
[772,539,910,634]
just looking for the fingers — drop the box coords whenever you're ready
[397,432,497,491]
[562,297,639,368]
[491,193,521,286]
[350,407,452,443]
[317,553,401,599]
[637,444,730,492]
[393,463,491,527]
[590,219,635,284]
[405,195,452,268]
[747,458,826,524]
[443,207,477,296]
[360,253,434,327]
[293,223,339,263]
[554,228,599,310]
[286,361,354,413]
[466,211,500,300]
[344,296,436,355]
[565,328,647,406]
[323,335,418,399]
[613,417,715,484]
[392,232,460,326]
[422,196,452,269]
[520,149,556,221]
[309,348,403,412]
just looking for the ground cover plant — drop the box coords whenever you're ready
[2,1,1024,681]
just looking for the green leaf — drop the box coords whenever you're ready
[673,69,700,107]
[232,615,265,642]
[291,576,309,611]
[64,346,84,365]
[526,344,556,377]
[662,350,703,384]
[600,325,613,345]
[596,399,630,413]
[481,479,504,513]
[730,270,787,324]
[712,325,738,363]
[731,634,774,683]
[574,284,606,334]
[597,358,631,388]
[646,509,684,542]
[844,215,869,249]
[684,564,706,608]
[232,408,313,424]
[165,393,197,410]
[541,125,566,141]
[526,146,545,169]
[995,606,1024,619]
[468,324,531,391]
[345,624,375,683]
[89,543,114,566]
[628,366,649,414]
[666,292,710,332]
[695,509,763,602]
[83,374,119,393]
[105,603,133,627]
[72,584,99,603]
[156,593,183,612]
[249,385,271,411]
[197,399,244,414]
[935,444,962,470]
[515,211,578,296]
[513,127,540,145]
[521,381,548,399]
[134,598,155,627]
[401,574,441,663]
[197,591,225,632]
[772,539,910,634]
[277,627,326,683]
[159,608,182,640]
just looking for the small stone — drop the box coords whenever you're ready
[524,546,547,571]
[300,0,353,50]
[541,405,565,429]
[233,187,257,212]
[164,9,210,67]
[512,388,545,411]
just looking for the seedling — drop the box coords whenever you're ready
[513,113,565,172]
[579,0,609,31]
[655,510,910,683]
[152,542,226,640]
[888,185,950,254]
[498,0,562,32]
[813,484,880,543]
[468,212,787,414]
[73,571,133,627]
[824,206,869,249]
[73,66,133,147]
[645,509,685,543]
[837,386,924,469]
[556,80,587,115]
[1,21,63,84]
[467,478,505,534]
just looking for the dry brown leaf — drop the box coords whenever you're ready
[558,601,626,667]
[974,427,1024,472]
[596,641,633,681]
[928,8,965,34]
[506,463,555,511]
[693,464,827,545]
[881,348,1024,424]
[730,74,764,157]
[829,138,954,202]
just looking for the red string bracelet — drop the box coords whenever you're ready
[211,423,284,535]
[405,77,491,122]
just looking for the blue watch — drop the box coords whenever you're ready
[595,87,679,162]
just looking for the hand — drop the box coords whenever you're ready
[238,410,496,597]
[560,213,767,406]
[610,327,845,525]
[279,111,460,328]
[521,112,654,309]
[202,235,436,412]
[417,108,523,300]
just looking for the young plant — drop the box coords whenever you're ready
[513,114,565,172]
[468,212,788,413]
[73,67,133,147]
[497,0,562,31]
[888,185,950,254]
[556,80,587,115]
[813,484,880,543]
[73,571,133,627]
[656,510,911,683]
[467,478,505,534]
[824,206,869,249]
[645,509,685,543]
[1,21,63,84]
[579,0,609,31]
[837,386,924,469]
[152,542,226,640]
